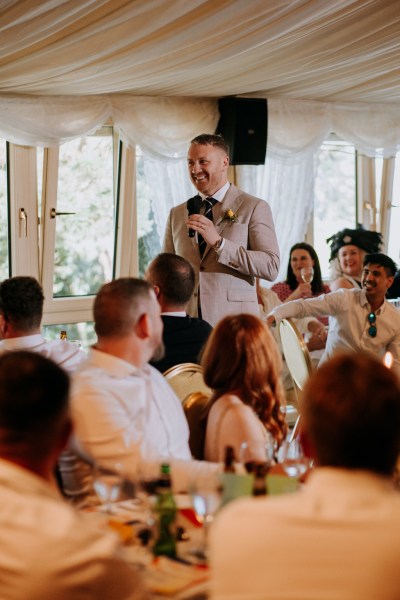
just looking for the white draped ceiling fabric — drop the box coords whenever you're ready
[1,0,400,279]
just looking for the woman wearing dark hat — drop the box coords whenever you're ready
[327,227,382,291]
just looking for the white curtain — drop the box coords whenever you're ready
[1,93,399,280]
[2,94,399,158]
[141,96,400,275]
[142,157,195,243]
[0,95,219,156]
[236,157,315,284]
[265,98,400,160]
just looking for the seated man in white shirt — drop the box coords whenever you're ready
[0,276,86,373]
[211,352,400,599]
[70,277,219,493]
[267,253,400,379]
[0,350,146,600]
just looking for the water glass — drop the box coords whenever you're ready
[279,439,310,478]
[93,463,123,513]
[300,266,314,284]
[189,473,222,560]
[239,435,275,474]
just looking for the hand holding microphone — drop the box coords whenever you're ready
[186,195,222,249]
[187,195,202,237]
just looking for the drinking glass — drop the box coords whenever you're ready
[134,464,159,525]
[300,266,314,284]
[93,463,123,514]
[189,473,222,560]
[279,439,310,478]
[239,435,275,474]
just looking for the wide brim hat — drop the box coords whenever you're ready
[327,226,383,262]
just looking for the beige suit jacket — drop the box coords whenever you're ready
[162,184,279,326]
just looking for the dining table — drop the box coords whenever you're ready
[79,470,299,599]
[81,492,210,599]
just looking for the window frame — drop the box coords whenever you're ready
[7,131,139,326]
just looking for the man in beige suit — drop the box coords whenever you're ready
[162,134,279,326]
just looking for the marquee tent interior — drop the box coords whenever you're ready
[1,0,400,278]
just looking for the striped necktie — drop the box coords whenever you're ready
[198,197,216,257]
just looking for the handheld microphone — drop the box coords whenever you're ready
[187,195,202,237]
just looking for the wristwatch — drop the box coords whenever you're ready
[213,237,223,250]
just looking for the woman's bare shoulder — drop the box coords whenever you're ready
[330,276,355,291]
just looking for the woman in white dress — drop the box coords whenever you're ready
[201,314,287,463]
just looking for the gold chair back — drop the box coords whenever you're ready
[163,362,211,402]
[279,318,313,391]
[279,318,314,440]
[182,391,212,460]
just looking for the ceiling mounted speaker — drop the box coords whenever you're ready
[215,98,267,165]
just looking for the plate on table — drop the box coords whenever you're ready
[144,556,209,597]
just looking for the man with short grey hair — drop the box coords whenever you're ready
[70,277,219,492]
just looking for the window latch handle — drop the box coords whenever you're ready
[50,208,76,219]
[19,207,27,237]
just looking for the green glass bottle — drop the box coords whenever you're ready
[153,463,177,558]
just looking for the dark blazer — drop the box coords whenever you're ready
[150,315,213,374]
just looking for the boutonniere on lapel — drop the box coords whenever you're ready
[221,208,239,225]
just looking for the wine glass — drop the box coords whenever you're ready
[189,473,222,560]
[300,266,314,284]
[239,435,275,474]
[279,439,310,478]
[93,463,123,514]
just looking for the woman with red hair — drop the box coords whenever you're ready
[201,314,287,463]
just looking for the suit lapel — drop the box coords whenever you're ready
[215,185,244,235]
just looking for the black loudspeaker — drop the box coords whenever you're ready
[215,98,268,165]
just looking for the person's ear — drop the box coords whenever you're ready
[135,313,150,340]
[386,275,394,290]
[153,285,161,299]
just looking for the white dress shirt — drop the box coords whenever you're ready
[0,459,146,600]
[71,348,192,468]
[269,288,400,378]
[72,348,191,464]
[70,349,221,492]
[0,334,87,373]
[211,468,400,600]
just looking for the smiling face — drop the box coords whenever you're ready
[362,263,394,303]
[187,143,229,196]
[338,245,364,278]
[290,248,314,282]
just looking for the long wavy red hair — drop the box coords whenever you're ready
[201,314,287,447]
